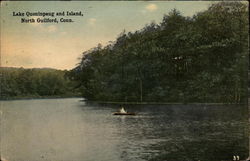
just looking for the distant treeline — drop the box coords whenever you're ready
[0,67,79,99]
[68,2,248,103]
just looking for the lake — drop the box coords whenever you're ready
[0,98,248,161]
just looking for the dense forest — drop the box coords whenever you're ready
[0,67,79,99]
[68,2,249,103]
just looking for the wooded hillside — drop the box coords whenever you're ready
[0,67,79,99]
[69,2,248,103]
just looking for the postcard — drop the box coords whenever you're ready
[0,1,249,161]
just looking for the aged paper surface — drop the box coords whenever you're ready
[0,1,249,161]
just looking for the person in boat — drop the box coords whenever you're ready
[120,106,127,113]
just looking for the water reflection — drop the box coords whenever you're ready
[105,104,248,161]
[1,98,248,161]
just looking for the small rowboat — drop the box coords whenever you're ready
[113,112,136,115]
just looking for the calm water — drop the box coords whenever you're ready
[0,98,248,161]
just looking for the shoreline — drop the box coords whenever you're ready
[86,100,246,106]
[0,95,82,101]
[0,97,246,105]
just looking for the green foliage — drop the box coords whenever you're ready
[70,2,248,103]
[0,67,79,99]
